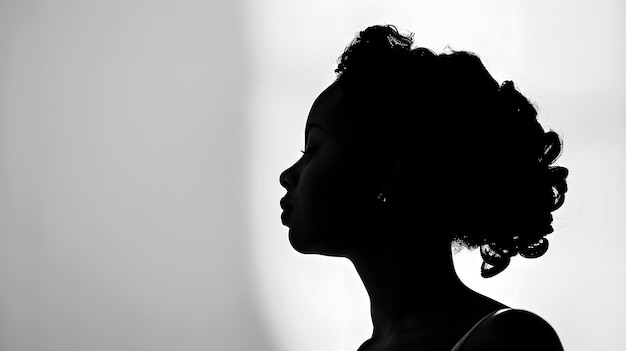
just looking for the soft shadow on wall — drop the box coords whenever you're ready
[0,1,273,351]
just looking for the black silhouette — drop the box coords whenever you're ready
[279,25,568,351]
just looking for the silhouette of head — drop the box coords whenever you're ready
[280,25,568,277]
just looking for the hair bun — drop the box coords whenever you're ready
[517,237,549,259]
[540,131,562,166]
[480,243,512,278]
[334,25,570,278]
[336,25,413,79]
[358,25,413,50]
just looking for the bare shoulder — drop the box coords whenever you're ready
[462,309,564,351]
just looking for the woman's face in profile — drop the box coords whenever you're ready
[279,83,383,256]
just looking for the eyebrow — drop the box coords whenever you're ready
[305,123,324,137]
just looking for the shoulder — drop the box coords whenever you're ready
[461,309,564,351]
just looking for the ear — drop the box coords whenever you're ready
[376,157,406,199]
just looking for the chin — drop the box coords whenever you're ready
[288,229,320,254]
[288,229,349,257]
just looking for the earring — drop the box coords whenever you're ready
[376,192,387,204]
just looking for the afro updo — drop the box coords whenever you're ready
[334,25,569,278]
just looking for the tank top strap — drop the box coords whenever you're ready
[450,308,512,351]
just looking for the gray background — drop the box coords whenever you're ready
[1,1,624,350]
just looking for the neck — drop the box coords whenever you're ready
[348,237,472,340]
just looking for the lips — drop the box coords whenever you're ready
[280,197,294,211]
[280,196,294,226]
[281,209,293,226]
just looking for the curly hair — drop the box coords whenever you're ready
[334,25,569,278]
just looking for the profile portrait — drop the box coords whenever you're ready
[280,24,569,351]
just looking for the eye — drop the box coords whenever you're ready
[300,148,315,158]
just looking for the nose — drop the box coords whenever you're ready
[279,164,297,191]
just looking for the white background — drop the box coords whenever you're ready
[1,1,624,351]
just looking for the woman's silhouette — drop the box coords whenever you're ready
[279,25,568,351]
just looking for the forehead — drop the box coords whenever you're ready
[305,82,349,137]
